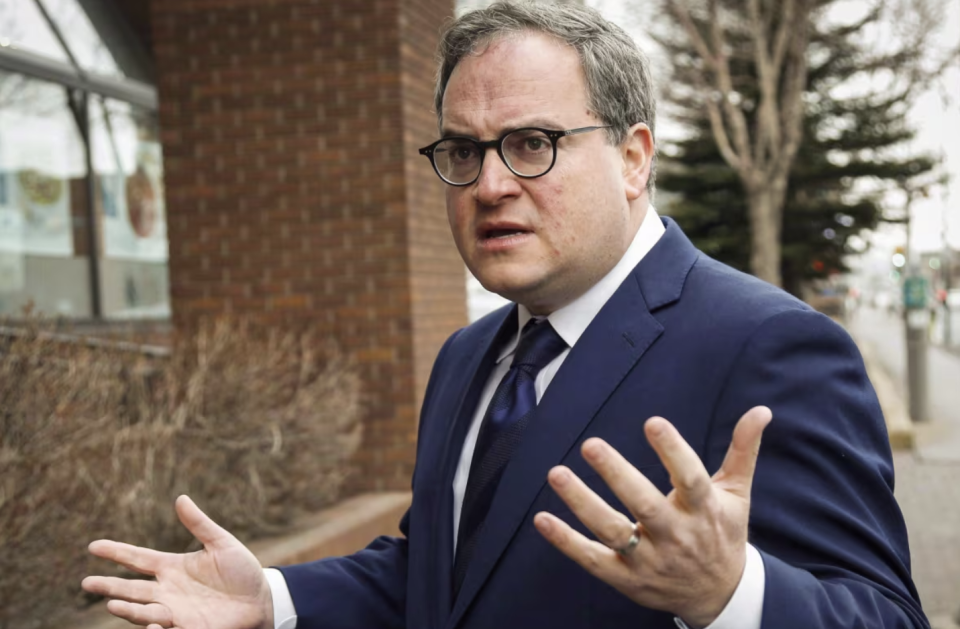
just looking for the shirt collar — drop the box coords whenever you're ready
[497,206,665,363]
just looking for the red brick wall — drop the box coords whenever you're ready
[399,0,470,427]
[151,0,464,491]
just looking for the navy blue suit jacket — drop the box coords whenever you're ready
[279,218,926,628]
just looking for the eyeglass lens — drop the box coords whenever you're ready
[432,129,555,184]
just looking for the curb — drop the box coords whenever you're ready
[72,491,411,629]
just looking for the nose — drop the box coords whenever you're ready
[473,148,522,206]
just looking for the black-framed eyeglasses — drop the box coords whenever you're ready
[418,126,611,186]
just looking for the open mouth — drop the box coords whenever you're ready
[483,228,529,240]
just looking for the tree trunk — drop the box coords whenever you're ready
[745,181,785,287]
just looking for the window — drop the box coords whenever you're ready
[0,1,167,320]
[0,0,71,63]
[91,98,170,318]
[0,70,92,316]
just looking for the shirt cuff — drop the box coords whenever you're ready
[673,543,765,629]
[264,568,298,629]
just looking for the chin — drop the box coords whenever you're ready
[474,275,529,303]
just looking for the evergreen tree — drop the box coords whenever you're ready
[652,1,947,296]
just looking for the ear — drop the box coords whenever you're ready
[621,123,654,201]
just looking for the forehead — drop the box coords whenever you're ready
[440,32,592,133]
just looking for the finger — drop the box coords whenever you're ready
[579,438,671,534]
[175,495,233,548]
[644,417,712,509]
[546,466,637,549]
[533,511,631,584]
[105,599,173,627]
[81,575,158,603]
[714,406,772,497]
[88,540,165,576]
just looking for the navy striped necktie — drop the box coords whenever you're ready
[453,318,568,598]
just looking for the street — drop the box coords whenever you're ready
[848,305,960,626]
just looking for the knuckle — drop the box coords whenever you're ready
[583,546,606,573]
[631,498,661,522]
[672,471,698,493]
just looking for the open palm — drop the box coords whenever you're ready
[82,496,273,629]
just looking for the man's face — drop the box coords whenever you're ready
[441,33,648,314]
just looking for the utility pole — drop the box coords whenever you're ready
[899,180,929,423]
[942,186,953,348]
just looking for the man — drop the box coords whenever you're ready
[82,3,927,628]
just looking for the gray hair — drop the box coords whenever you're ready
[434,1,657,190]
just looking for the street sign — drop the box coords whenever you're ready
[903,276,928,310]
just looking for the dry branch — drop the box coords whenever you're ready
[0,318,362,628]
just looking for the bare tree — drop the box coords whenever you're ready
[654,0,814,286]
[647,0,956,287]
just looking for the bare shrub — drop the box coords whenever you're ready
[0,318,362,628]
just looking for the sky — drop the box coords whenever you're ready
[589,0,960,266]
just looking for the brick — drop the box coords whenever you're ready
[154,0,464,493]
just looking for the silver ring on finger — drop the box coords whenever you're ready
[616,522,642,557]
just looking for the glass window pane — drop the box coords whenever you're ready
[91,98,170,319]
[0,0,71,63]
[38,0,123,78]
[0,70,92,317]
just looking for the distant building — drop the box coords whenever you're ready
[920,248,960,296]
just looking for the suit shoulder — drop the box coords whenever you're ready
[683,255,813,325]
[669,255,854,352]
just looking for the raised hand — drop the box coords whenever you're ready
[533,406,772,628]
[82,495,274,629]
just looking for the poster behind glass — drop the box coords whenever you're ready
[0,70,91,317]
[92,99,170,318]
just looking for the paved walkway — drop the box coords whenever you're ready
[850,306,960,627]
[893,451,960,628]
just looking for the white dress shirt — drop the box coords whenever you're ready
[267,207,764,629]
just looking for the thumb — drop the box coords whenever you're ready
[715,405,772,497]
[175,495,234,548]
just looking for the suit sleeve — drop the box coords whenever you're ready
[277,519,410,629]
[275,330,462,629]
[705,308,927,629]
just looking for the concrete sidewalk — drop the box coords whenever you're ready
[852,326,960,628]
[893,451,960,629]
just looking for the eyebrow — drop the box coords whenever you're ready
[440,118,565,140]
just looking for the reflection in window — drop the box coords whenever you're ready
[91,98,170,318]
[38,0,124,78]
[0,70,92,317]
[0,0,70,63]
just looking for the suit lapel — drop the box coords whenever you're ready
[431,306,518,620]
[444,218,700,629]
[445,277,660,628]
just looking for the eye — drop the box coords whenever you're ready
[454,146,477,161]
[524,138,546,151]
[438,140,479,165]
[505,130,553,157]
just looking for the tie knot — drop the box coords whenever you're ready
[512,319,567,372]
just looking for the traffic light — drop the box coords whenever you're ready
[892,246,906,269]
